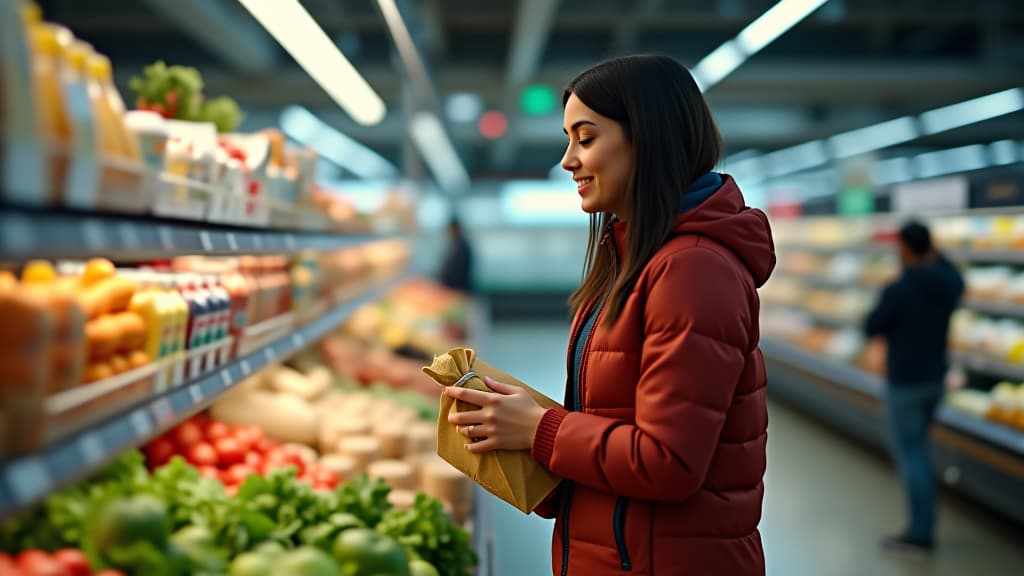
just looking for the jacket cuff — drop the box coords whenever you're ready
[532,408,568,468]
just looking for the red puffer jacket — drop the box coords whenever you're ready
[531,175,775,575]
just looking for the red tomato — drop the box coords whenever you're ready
[198,466,221,480]
[224,484,239,497]
[95,571,127,576]
[214,437,245,467]
[15,550,68,576]
[185,442,218,467]
[52,549,90,576]
[313,468,340,489]
[245,451,262,469]
[0,553,22,576]
[172,421,204,449]
[145,437,176,468]
[223,464,256,485]
[231,425,263,452]
[204,421,230,442]
[260,450,294,474]
[253,437,277,454]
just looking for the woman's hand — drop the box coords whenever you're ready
[444,376,548,454]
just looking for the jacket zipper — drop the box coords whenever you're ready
[561,226,615,575]
[613,497,632,570]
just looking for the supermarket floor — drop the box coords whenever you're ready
[477,318,1024,576]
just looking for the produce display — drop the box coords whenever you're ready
[0,452,474,576]
[0,242,408,457]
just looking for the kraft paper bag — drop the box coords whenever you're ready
[423,347,562,514]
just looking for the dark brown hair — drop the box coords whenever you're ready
[565,54,722,324]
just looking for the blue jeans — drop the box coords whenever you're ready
[885,382,944,543]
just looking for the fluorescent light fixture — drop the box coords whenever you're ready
[736,0,830,54]
[827,116,919,159]
[918,88,1024,135]
[693,40,745,92]
[764,140,829,176]
[914,144,988,179]
[280,106,398,179]
[410,112,471,194]
[237,0,386,125]
[697,0,829,92]
[989,139,1019,166]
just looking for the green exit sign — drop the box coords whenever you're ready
[838,186,875,215]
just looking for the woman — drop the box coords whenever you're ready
[444,54,775,575]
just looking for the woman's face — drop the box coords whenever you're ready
[561,93,634,220]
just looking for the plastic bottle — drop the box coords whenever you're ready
[3,1,48,205]
[59,38,100,209]
[129,281,164,361]
[88,53,139,160]
[29,23,72,204]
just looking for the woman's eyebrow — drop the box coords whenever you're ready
[562,120,597,135]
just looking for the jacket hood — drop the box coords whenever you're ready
[671,174,776,287]
[611,174,776,287]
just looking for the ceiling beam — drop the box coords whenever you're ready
[609,0,663,55]
[137,0,276,72]
[490,0,562,168]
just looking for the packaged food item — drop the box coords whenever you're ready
[87,52,143,210]
[28,22,72,204]
[2,0,48,204]
[59,38,100,209]
[0,283,54,449]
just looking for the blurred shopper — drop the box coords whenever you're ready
[444,55,775,575]
[865,221,964,554]
[438,217,474,293]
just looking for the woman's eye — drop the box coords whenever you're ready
[579,138,594,146]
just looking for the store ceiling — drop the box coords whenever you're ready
[39,0,1024,180]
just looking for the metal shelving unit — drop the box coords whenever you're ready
[0,206,399,260]
[0,272,410,519]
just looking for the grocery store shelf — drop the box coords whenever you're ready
[775,242,893,255]
[937,405,1024,457]
[760,336,885,399]
[0,206,401,260]
[945,248,1024,264]
[959,298,1024,319]
[951,351,1024,381]
[0,271,410,519]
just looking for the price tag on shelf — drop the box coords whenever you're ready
[150,398,175,427]
[129,409,153,438]
[82,218,109,250]
[118,222,140,248]
[77,432,104,466]
[253,235,264,251]
[200,231,213,252]
[158,226,175,250]
[226,233,238,251]
[240,360,251,377]
[5,457,52,505]
[220,370,232,388]
[189,384,202,403]
[1,214,35,254]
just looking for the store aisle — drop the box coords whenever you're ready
[481,318,1023,576]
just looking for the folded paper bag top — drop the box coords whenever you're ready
[422,347,562,514]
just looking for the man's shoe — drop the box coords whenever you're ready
[880,534,934,556]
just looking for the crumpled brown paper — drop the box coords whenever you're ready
[422,347,562,514]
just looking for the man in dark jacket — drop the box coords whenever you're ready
[865,220,964,554]
[439,217,474,293]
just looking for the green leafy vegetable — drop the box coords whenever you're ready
[377,493,476,576]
